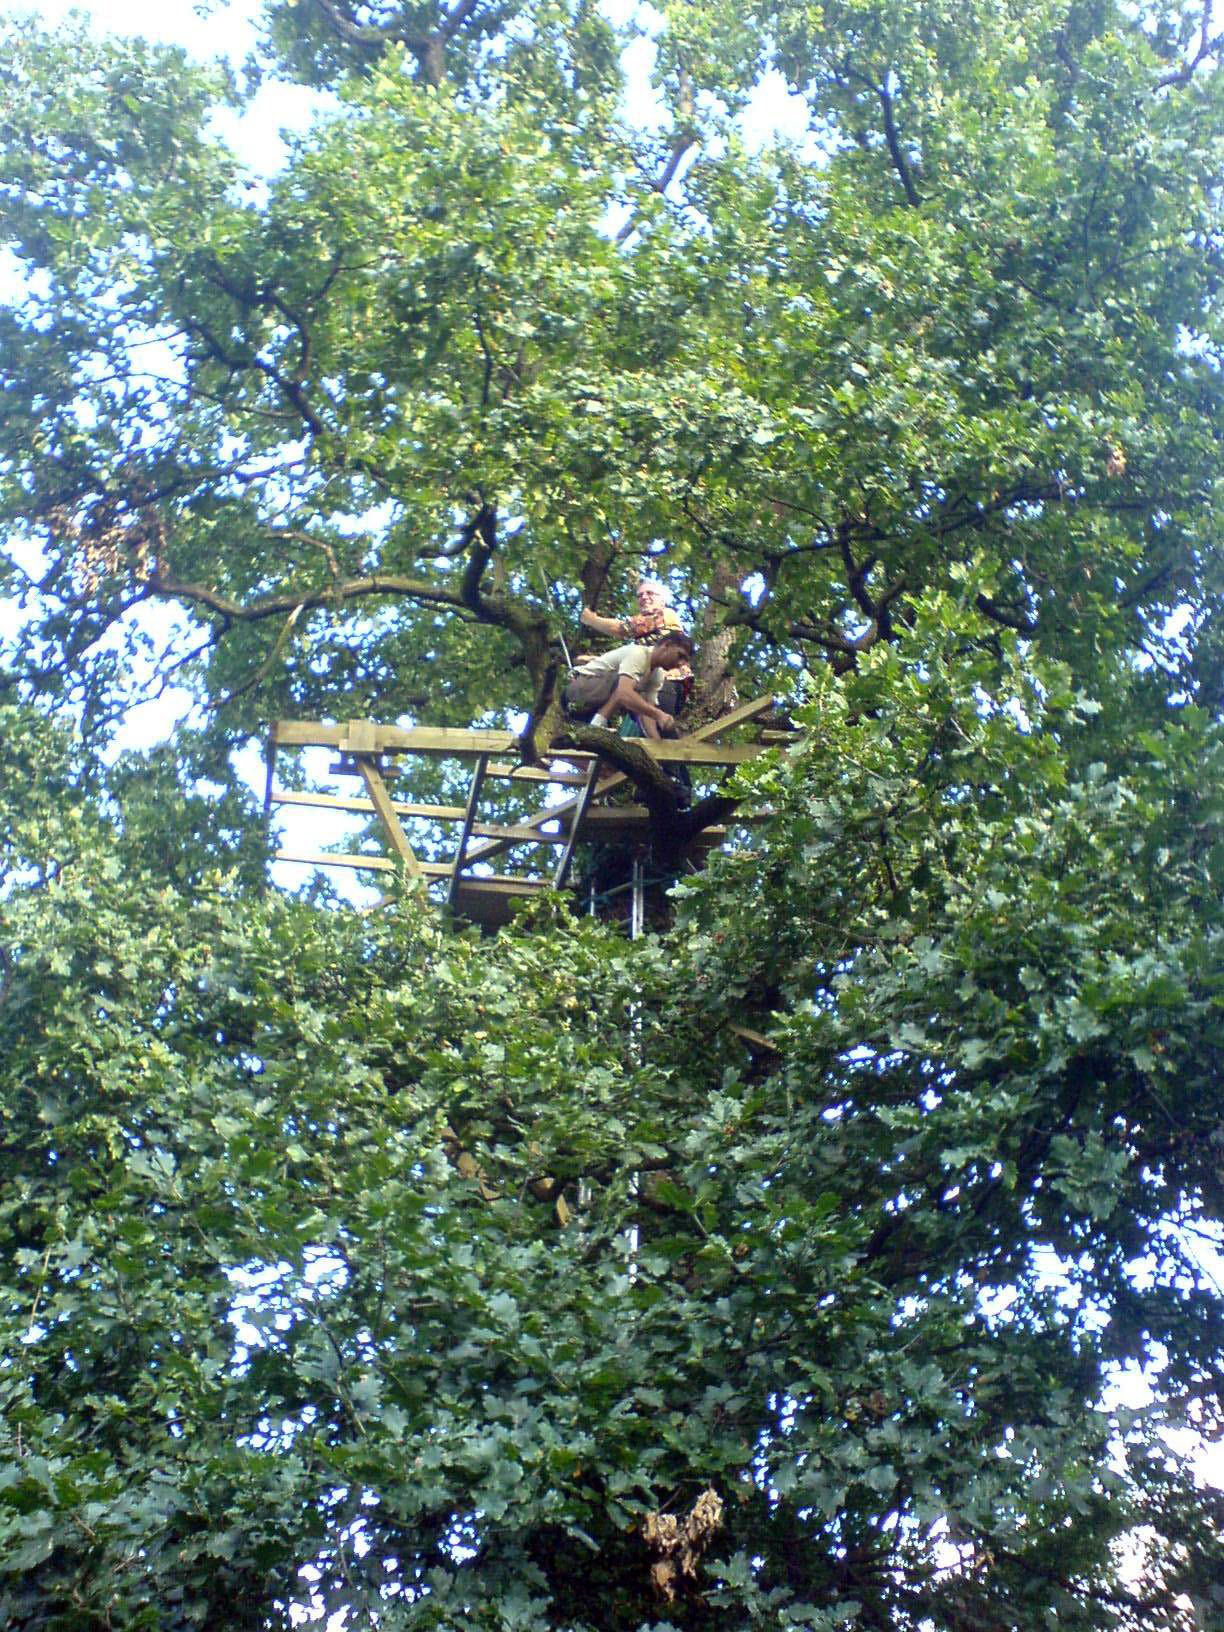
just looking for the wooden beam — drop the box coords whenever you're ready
[275,720,517,753]
[695,693,780,738]
[324,759,591,789]
[729,1022,781,1053]
[274,720,765,764]
[472,822,564,844]
[270,792,575,843]
[357,758,423,878]
[272,791,469,819]
[484,762,590,787]
[452,875,548,929]
[276,850,433,874]
[342,719,380,754]
[274,851,543,894]
[453,876,546,896]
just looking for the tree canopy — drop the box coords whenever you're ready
[2,0,1224,1627]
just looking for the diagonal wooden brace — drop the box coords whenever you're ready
[357,757,423,879]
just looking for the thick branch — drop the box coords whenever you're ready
[310,0,430,50]
[145,567,466,623]
[975,592,1038,634]
[839,520,880,622]
[877,81,921,207]
[441,0,483,37]
[310,0,498,82]
[842,65,921,207]
[551,724,682,819]
[1158,0,1220,87]
[615,136,699,245]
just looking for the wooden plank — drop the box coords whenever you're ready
[648,741,761,765]
[729,1022,781,1053]
[324,758,591,789]
[270,792,573,842]
[576,805,650,830]
[451,875,545,894]
[274,851,543,891]
[276,850,427,874]
[343,719,379,754]
[452,875,548,929]
[357,759,423,878]
[485,762,590,787]
[276,720,518,753]
[274,720,765,764]
[472,822,565,844]
[695,693,780,738]
[272,791,469,818]
[275,695,779,753]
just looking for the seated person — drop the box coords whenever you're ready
[562,632,696,739]
[578,578,694,722]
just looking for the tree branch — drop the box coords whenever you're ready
[877,80,922,206]
[550,723,682,820]
[842,65,921,207]
[1158,0,1220,87]
[616,136,699,245]
[309,0,501,82]
[145,567,467,623]
[974,592,1038,633]
[441,0,483,37]
[214,601,309,710]
[310,0,430,50]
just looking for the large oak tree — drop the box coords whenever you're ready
[2,0,1224,1626]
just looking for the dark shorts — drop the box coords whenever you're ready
[562,669,618,719]
[657,678,689,719]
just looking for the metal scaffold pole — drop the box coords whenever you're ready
[627,853,646,1281]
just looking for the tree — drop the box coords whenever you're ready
[2,0,1221,757]
[1,0,1223,1626]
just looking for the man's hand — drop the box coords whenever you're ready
[656,713,679,737]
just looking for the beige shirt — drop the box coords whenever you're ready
[574,643,665,706]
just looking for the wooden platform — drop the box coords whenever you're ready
[266,696,785,927]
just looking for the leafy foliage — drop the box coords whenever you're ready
[1,0,1223,1626]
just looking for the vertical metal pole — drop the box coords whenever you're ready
[627,853,645,1281]
[263,725,277,816]
[448,754,489,912]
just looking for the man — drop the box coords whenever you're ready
[562,631,696,738]
[578,578,694,722]
[579,578,686,648]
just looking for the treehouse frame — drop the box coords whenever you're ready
[265,695,787,927]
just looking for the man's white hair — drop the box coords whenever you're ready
[636,577,671,604]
